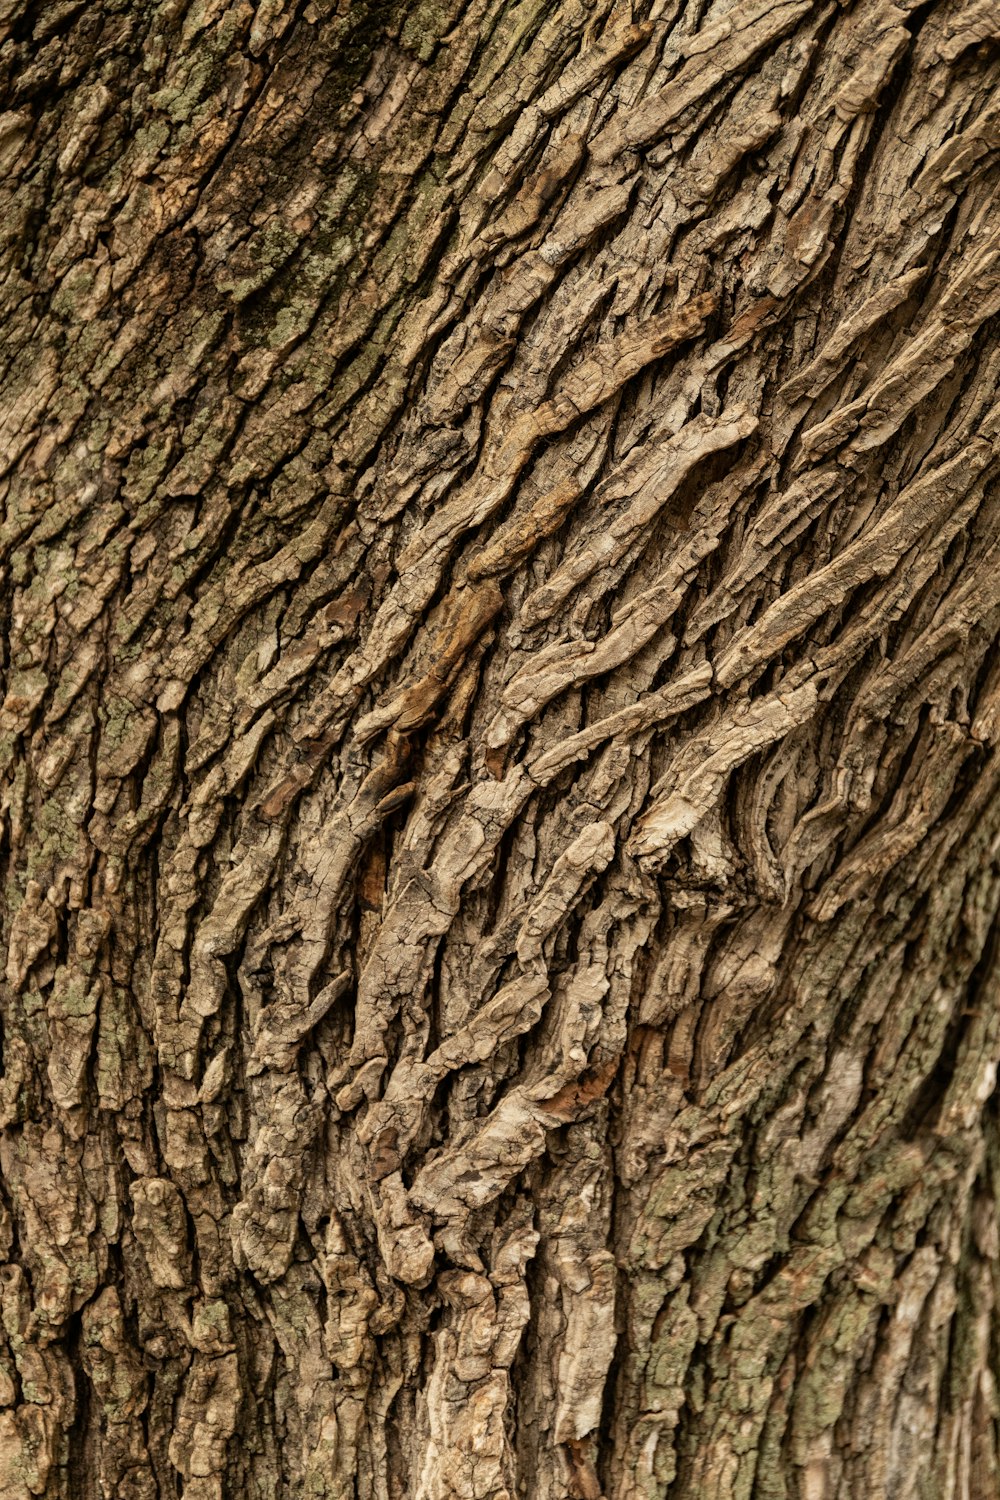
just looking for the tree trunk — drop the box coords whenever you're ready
[2,0,999,1495]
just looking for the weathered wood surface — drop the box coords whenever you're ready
[1,0,999,1495]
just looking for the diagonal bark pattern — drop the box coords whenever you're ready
[1,0,999,1495]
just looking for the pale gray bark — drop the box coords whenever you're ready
[1,0,999,1497]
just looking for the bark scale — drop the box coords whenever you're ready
[1,0,999,1496]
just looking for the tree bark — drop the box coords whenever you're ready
[1,0,999,1495]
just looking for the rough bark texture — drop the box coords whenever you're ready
[2,0,1000,1496]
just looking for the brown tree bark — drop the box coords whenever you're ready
[1,0,1000,1495]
